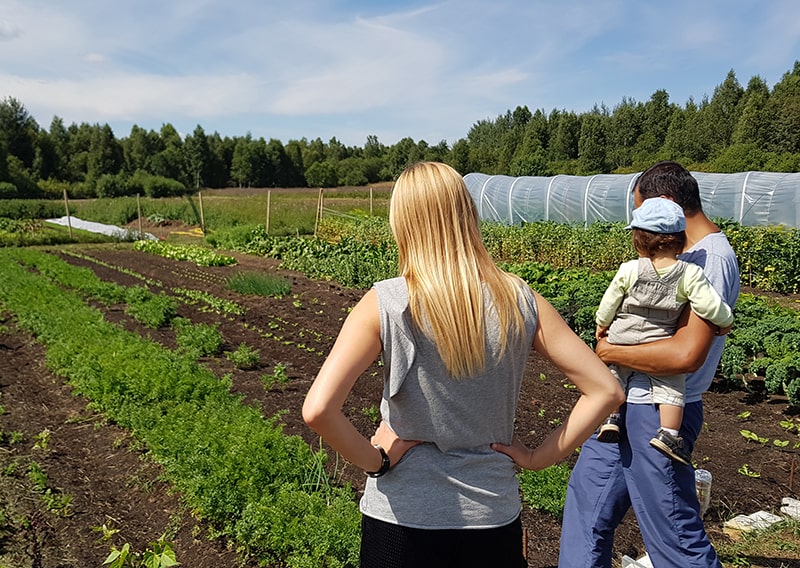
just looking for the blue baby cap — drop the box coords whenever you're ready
[626,197,686,233]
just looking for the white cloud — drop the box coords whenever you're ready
[1,72,265,123]
[1,0,799,146]
[0,17,21,40]
[83,53,109,64]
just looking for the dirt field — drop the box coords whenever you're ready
[0,242,799,567]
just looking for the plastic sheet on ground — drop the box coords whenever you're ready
[45,216,157,241]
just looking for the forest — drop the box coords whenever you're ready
[1,61,799,201]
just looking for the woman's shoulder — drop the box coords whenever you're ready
[374,276,407,293]
[373,277,409,310]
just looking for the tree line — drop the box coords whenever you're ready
[1,61,799,199]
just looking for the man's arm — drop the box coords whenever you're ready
[595,306,716,375]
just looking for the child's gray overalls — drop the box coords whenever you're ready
[607,257,688,407]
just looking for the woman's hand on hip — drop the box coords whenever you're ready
[371,421,422,467]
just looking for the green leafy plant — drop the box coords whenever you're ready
[103,534,179,568]
[93,523,121,541]
[172,287,245,316]
[738,463,761,478]
[518,463,572,520]
[27,461,48,492]
[260,363,290,390]
[361,405,380,424]
[124,286,178,328]
[172,317,223,358]
[32,428,51,451]
[740,429,769,445]
[226,343,261,369]
[133,240,236,267]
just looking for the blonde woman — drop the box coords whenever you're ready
[303,162,623,568]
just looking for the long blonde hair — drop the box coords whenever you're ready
[390,162,526,377]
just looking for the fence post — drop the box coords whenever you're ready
[198,191,206,234]
[314,188,324,236]
[266,190,271,235]
[62,187,73,239]
[136,193,143,238]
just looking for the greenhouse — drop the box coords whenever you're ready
[464,171,800,228]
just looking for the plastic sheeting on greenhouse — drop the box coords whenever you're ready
[464,171,800,228]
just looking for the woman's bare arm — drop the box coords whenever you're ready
[493,291,624,470]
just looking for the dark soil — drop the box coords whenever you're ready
[0,237,799,567]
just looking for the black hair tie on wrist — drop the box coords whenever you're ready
[366,445,390,478]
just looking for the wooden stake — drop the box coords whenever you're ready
[369,186,373,216]
[314,188,323,237]
[522,527,528,560]
[136,193,143,238]
[62,187,73,239]
[265,190,271,235]
[198,191,206,234]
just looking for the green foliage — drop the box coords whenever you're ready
[27,461,48,492]
[172,317,223,358]
[3,247,125,303]
[0,249,361,566]
[124,286,179,328]
[361,405,380,425]
[0,181,18,198]
[716,516,800,567]
[0,199,66,220]
[172,287,244,316]
[719,345,747,385]
[226,342,261,369]
[518,463,572,520]
[133,240,237,267]
[227,271,291,297]
[717,293,800,405]
[481,221,634,270]
[103,534,179,568]
[723,221,800,293]
[260,363,290,390]
[212,225,397,290]
[501,261,613,343]
[233,484,361,568]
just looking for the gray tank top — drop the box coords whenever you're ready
[360,276,538,529]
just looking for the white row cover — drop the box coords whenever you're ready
[464,171,800,228]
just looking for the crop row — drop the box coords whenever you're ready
[62,249,332,358]
[0,248,360,567]
[211,218,800,406]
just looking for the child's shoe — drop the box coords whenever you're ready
[597,414,620,443]
[649,428,692,465]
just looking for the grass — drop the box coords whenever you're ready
[66,185,393,236]
[715,517,800,567]
[227,271,291,297]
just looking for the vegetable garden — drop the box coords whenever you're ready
[1,207,800,567]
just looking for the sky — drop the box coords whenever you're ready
[1,1,799,148]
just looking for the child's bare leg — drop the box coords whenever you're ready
[659,403,683,433]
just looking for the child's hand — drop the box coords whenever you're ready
[595,325,609,341]
[716,324,732,336]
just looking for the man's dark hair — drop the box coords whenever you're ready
[634,161,703,213]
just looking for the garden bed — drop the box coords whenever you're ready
[0,245,798,567]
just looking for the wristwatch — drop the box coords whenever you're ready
[366,444,391,478]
